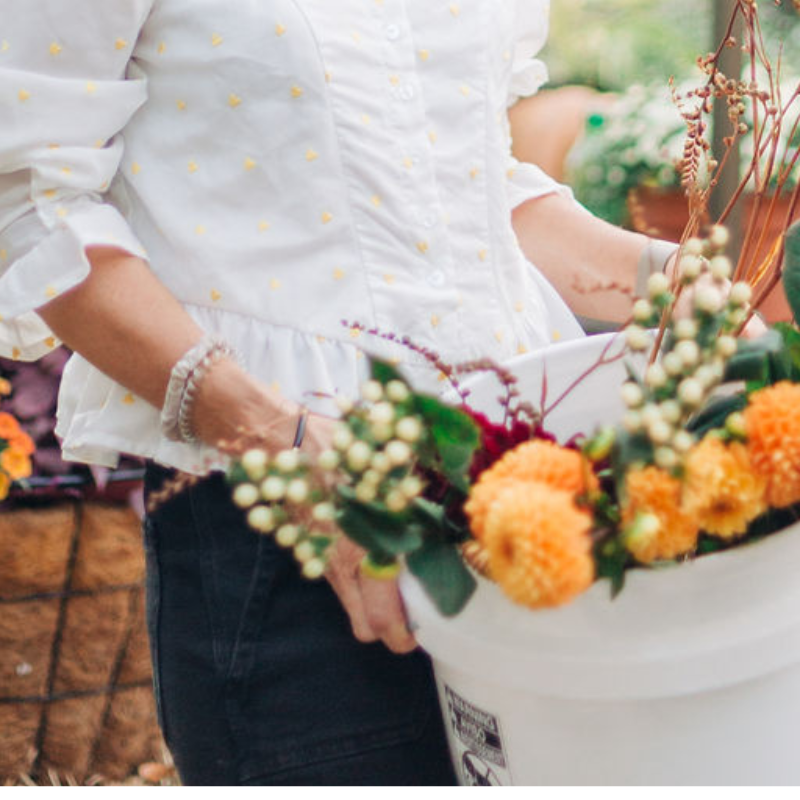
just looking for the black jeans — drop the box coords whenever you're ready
[143,463,457,786]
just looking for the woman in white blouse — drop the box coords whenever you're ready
[2,0,674,785]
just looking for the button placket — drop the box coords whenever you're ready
[373,0,455,300]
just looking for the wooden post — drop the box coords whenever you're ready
[710,0,743,252]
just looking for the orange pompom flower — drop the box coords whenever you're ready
[482,481,595,609]
[0,411,20,439]
[465,440,598,541]
[744,381,800,508]
[1,447,32,481]
[622,466,699,564]
[682,437,766,540]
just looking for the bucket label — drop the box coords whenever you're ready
[444,685,511,786]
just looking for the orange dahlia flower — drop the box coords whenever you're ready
[482,481,594,609]
[0,411,20,439]
[465,440,598,541]
[622,466,699,564]
[744,381,800,508]
[1,447,31,481]
[682,437,765,540]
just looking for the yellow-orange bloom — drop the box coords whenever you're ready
[483,481,595,609]
[622,467,699,564]
[0,447,31,481]
[682,437,766,540]
[0,471,9,501]
[0,377,11,396]
[465,440,598,541]
[744,381,800,508]
[9,431,34,456]
[0,412,20,439]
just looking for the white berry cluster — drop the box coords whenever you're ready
[328,378,425,513]
[228,377,426,578]
[622,226,752,471]
[231,446,331,579]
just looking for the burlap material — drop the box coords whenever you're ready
[0,501,164,783]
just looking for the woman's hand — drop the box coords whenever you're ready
[324,537,417,654]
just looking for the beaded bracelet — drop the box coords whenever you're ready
[177,341,239,444]
[160,336,239,444]
[635,238,680,297]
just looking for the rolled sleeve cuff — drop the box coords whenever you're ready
[0,201,146,360]
[506,158,577,211]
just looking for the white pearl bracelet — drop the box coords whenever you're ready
[160,335,240,444]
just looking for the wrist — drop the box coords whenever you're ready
[191,359,300,453]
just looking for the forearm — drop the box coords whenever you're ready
[37,246,299,450]
[512,192,650,323]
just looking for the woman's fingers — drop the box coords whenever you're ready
[359,574,417,654]
[325,538,377,643]
[324,537,417,653]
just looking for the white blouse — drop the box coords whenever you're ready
[0,0,584,474]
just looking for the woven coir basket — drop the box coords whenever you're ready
[0,500,163,784]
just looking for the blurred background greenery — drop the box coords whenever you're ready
[542,0,800,91]
[529,1,800,229]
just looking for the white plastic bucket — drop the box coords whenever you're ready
[401,333,800,785]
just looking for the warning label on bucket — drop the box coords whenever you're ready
[444,686,511,786]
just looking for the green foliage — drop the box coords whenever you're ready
[370,359,405,386]
[687,394,748,438]
[336,485,423,561]
[783,221,800,325]
[406,538,477,617]
[610,429,653,495]
[413,395,480,493]
[722,330,784,383]
[594,536,629,598]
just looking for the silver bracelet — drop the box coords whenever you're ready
[635,238,680,297]
[160,336,239,443]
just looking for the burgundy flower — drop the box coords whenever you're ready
[466,409,556,481]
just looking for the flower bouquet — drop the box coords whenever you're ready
[214,0,800,784]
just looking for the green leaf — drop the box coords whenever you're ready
[722,329,784,383]
[594,537,629,598]
[687,393,747,437]
[611,430,653,497]
[782,220,800,325]
[336,486,423,559]
[226,462,249,485]
[414,396,480,492]
[371,359,406,386]
[764,323,800,386]
[406,538,477,616]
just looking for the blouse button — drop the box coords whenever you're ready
[397,85,415,101]
[427,269,446,288]
[422,211,438,228]
[385,24,401,41]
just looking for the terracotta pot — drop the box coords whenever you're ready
[0,500,164,784]
[627,186,799,323]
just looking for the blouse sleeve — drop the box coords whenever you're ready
[505,0,578,211]
[0,0,154,360]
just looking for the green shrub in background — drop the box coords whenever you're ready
[548,1,800,226]
[544,0,800,93]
